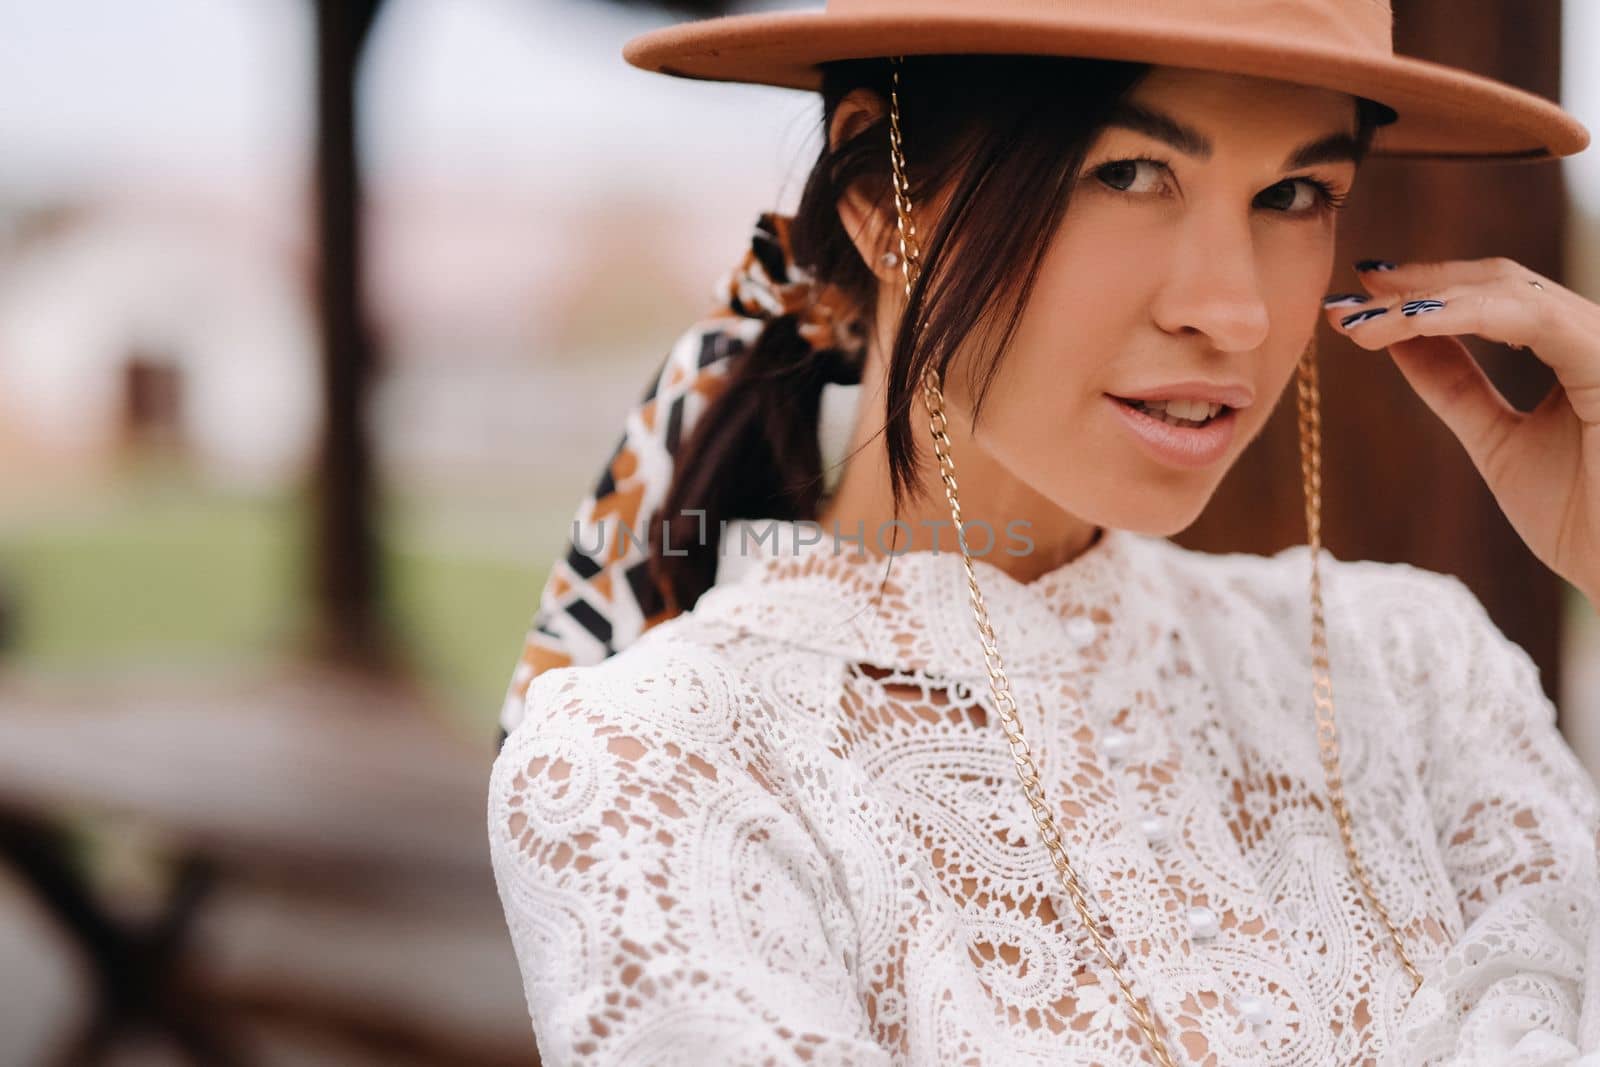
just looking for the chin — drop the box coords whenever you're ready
[1084,485,1216,540]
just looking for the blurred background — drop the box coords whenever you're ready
[0,1,1596,1064]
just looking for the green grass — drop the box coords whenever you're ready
[0,486,307,672]
[0,471,568,741]
[382,533,551,738]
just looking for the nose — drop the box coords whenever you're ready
[1148,208,1272,353]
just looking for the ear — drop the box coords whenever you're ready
[829,88,901,286]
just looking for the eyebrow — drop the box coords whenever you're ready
[1103,100,1361,169]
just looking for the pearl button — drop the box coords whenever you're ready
[1235,993,1272,1026]
[1099,729,1136,761]
[1138,814,1170,845]
[1185,904,1219,940]
[1066,616,1097,647]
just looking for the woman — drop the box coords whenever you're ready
[487,1,1600,1063]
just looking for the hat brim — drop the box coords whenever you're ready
[622,10,1589,162]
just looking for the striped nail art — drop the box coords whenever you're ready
[1340,307,1389,328]
[1355,259,1398,272]
[1401,299,1447,316]
[1322,293,1370,308]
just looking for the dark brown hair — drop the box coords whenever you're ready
[649,53,1392,614]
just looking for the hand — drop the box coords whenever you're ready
[1324,256,1600,608]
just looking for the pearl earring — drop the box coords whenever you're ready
[879,250,901,269]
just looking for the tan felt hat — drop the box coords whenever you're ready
[622,0,1589,162]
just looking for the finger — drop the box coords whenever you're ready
[1327,280,1600,404]
[1328,285,1543,353]
[1379,333,1523,483]
[1351,255,1556,297]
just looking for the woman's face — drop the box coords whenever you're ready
[941,66,1362,536]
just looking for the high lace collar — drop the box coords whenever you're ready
[692,517,1156,680]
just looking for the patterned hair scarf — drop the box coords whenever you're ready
[496,211,869,750]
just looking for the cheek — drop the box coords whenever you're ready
[984,344,1089,423]
[999,238,1133,399]
[957,337,1112,482]
[1032,213,1158,326]
[977,265,1114,425]
[1233,295,1323,449]
[1268,274,1329,369]
[1005,226,1169,401]
[957,235,1145,473]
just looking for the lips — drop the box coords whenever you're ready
[1108,395,1231,424]
[1108,381,1255,410]
[1105,393,1240,469]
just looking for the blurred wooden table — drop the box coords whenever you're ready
[0,663,536,1067]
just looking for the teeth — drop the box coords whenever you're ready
[1137,398,1223,421]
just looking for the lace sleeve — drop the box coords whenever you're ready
[1387,574,1600,1066]
[486,654,892,1067]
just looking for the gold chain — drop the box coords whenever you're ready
[882,54,1422,1065]
[1295,332,1425,992]
[887,56,1178,1066]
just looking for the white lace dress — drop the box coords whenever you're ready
[487,518,1600,1066]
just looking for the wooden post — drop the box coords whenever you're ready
[306,0,393,673]
[1186,0,1572,721]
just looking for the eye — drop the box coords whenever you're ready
[1257,176,1349,215]
[1090,155,1350,217]
[1093,156,1168,196]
